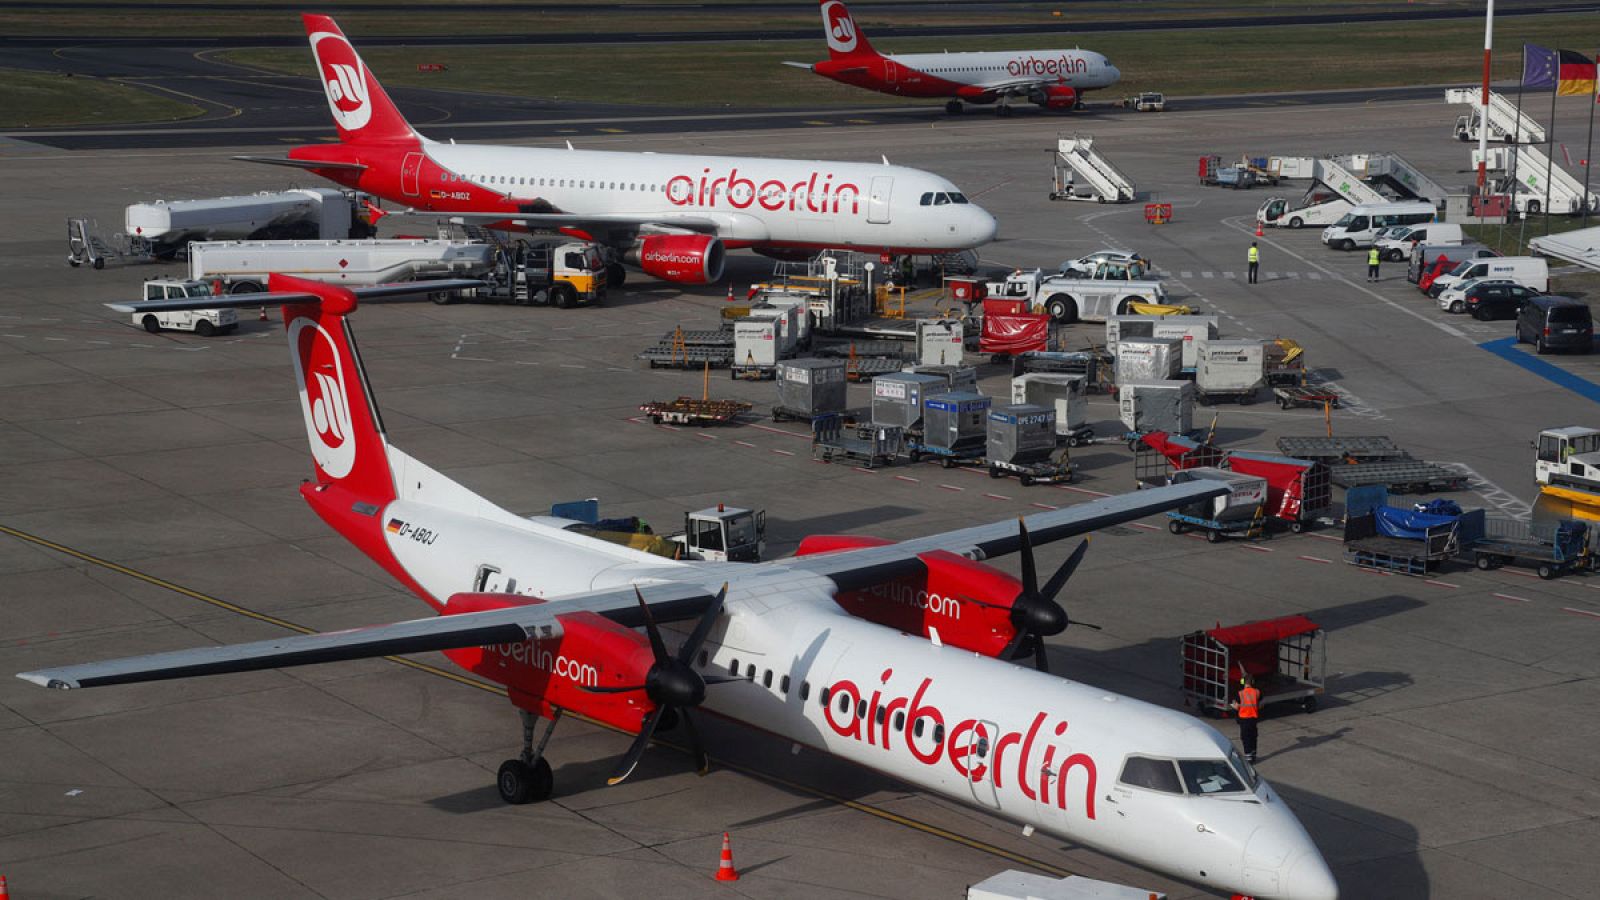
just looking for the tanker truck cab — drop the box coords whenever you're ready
[133,279,238,336]
[1320,201,1436,250]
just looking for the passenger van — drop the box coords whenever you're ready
[1408,242,1495,284]
[1427,256,1549,297]
[1375,223,1464,261]
[1517,296,1593,354]
[1321,201,1437,250]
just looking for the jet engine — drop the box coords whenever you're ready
[1031,85,1079,109]
[625,234,726,284]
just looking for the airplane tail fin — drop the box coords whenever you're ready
[303,14,417,144]
[820,0,877,60]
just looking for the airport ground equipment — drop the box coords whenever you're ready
[906,392,991,467]
[1106,314,1219,370]
[812,415,903,469]
[1181,615,1326,718]
[1275,435,1405,463]
[755,249,872,334]
[979,298,1050,357]
[1327,459,1466,494]
[1473,145,1600,215]
[1132,431,1225,487]
[475,238,607,307]
[1198,156,1257,189]
[639,397,750,427]
[1115,337,1182,384]
[1119,380,1195,438]
[915,318,965,366]
[1265,339,1307,387]
[669,505,767,562]
[124,188,373,259]
[907,364,979,393]
[872,371,947,433]
[986,404,1074,486]
[1256,156,1387,228]
[1272,385,1341,410]
[1223,451,1332,533]
[1333,153,1450,204]
[1050,134,1136,203]
[988,265,1168,324]
[1164,467,1269,542]
[1342,485,1483,575]
[1466,517,1591,579]
[638,327,735,369]
[1531,426,1600,523]
[132,279,237,336]
[1011,350,1111,392]
[67,218,153,269]
[1194,339,1266,405]
[1012,373,1095,446]
[770,358,849,423]
[1444,87,1545,143]
[1121,92,1166,113]
[731,317,787,380]
[188,238,494,295]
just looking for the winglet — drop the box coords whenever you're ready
[16,672,74,689]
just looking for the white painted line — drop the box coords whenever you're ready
[1202,271,1215,279]
[1,334,23,339]
[1298,555,1332,564]
[1242,545,1274,553]
[853,467,877,474]
[1031,502,1059,510]
[1493,592,1532,603]
[938,484,964,492]
[1424,580,1459,590]
[44,337,67,342]
[1059,485,1112,497]
[696,433,717,440]
[87,340,111,345]
[895,475,920,483]
[771,448,795,456]
[734,440,756,448]
[452,355,493,362]
[1308,273,1322,281]
[1562,607,1600,619]
[1130,522,1160,531]
[1223,271,1236,280]
[559,363,586,369]
[1180,271,1193,279]
[745,422,811,440]
[1308,533,1343,543]
[984,493,1012,501]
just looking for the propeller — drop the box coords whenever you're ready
[991,521,1099,673]
[583,583,735,785]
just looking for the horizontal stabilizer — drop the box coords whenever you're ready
[233,155,369,172]
[781,61,816,71]
[106,279,485,313]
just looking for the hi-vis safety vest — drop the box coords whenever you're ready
[1248,247,1260,263]
[1238,686,1261,719]
[1369,248,1380,266]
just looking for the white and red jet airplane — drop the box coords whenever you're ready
[786,0,1122,116]
[22,278,1337,899]
[240,15,996,287]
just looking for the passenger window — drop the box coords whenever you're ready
[975,734,989,757]
[1119,756,1183,793]
[933,724,944,744]
[819,685,829,706]
[729,658,739,676]
[780,674,790,694]
[914,717,925,738]
[800,681,810,701]
[763,670,773,688]
[874,706,886,725]
[837,693,850,715]
[856,699,867,719]
[893,711,905,731]
[746,664,756,679]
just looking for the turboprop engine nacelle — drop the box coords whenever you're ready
[626,234,726,285]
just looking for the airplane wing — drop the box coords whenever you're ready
[782,61,817,71]
[783,480,1229,592]
[17,581,716,690]
[968,77,1059,98]
[234,155,368,172]
[405,210,726,237]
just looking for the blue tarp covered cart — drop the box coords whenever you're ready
[1343,486,1484,575]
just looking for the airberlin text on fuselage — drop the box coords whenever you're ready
[666,168,861,215]
[488,641,600,687]
[824,673,1097,819]
[1006,54,1088,77]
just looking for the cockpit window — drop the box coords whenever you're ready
[1228,748,1260,791]
[949,193,969,204]
[1178,759,1247,794]
[920,192,934,206]
[934,193,951,206]
[1119,756,1183,794]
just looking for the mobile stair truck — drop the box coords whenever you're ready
[1050,134,1136,203]
[1256,157,1387,229]
[1342,485,1484,575]
[1182,615,1327,718]
[1445,87,1545,143]
[985,403,1074,486]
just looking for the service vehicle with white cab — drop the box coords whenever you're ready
[132,279,238,335]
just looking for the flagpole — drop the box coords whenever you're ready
[1545,73,1558,235]
[1504,44,1527,249]
[1582,50,1597,228]
[1478,0,1494,198]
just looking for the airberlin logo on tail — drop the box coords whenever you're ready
[823,1,858,53]
[290,318,356,479]
[310,31,372,132]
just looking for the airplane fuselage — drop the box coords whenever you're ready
[818,49,1120,100]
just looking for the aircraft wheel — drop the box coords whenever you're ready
[142,315,161,334]
[945,100,963,115]
[498,757,553,804]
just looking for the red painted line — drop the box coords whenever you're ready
[771,449,795,456]
[1424,580,1459,590]
[1242,545,1273,553]
[733,440,756,448]
[1492,592,1531,604]
[744,422,811,440]
[939,484,964,492]
[1031,503,1059,510]
[1130,522,1160,531]
[1308,533,1342,543]
[853,467,877,475]
[1562,607,1600,619]
[1057,485,1112,497]
[1298,555,1332,564]
[1500,569,1537,580]
[984,493,1012,501]
[895,475,920,483]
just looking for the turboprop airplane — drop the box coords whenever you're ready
[20,280,1337,900]
[237,15,996,287]
[786,0,1122,116]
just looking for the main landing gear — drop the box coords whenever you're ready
[498,708,560,804]
[945,99,964,115]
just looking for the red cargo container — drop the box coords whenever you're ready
[1223,450,1332,533]
[1181,614,1326,717]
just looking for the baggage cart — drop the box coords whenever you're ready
[1272,385,1341,410]
[911,392,991,466]
[985,404,1073,485]
[1223,451,1332,533]
[1466,517,1593,579]
[1275,435,1406,462]
[1132,431,1224,487]
[812,415,903,469]
[1329,460,1466,494]
[1342,486,1484,575]
[639,397,751,426]
[1181,615,1326,718]
[1165,467,1268,542]
[987,453,1074,486]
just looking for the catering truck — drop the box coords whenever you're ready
[125,189,374,259]
[188,238,496,295]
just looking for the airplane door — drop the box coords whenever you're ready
[868,176,893,225]
[961,719,1001,810]
[401,152,423,197]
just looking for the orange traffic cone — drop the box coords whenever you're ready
[1254,221,1264,237]
[725,283,736,303]
[714,832,740,882]
[1,873,10,899]
[258,306,269,322]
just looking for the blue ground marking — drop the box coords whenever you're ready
[1479,336,1600,404]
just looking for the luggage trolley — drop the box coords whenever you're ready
[1182,615,1326,718]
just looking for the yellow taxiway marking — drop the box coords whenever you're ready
[2,522,1076,879]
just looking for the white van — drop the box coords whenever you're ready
[1321,201,1437,251]
[1375,223,1465,262]
[1426,256,1549,297]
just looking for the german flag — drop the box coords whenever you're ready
[386,518,404,534]
[1557,49,1598,97]
[1524,45,1598,96]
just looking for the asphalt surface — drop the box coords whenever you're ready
[4,91,1600,900]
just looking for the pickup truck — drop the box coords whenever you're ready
[986,262,1170,324]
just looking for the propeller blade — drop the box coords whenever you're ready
[1075,621,1104,631]
[632,586,670,667]
[676,583,729,665]
[1033,640,1050,674]
[607,704,667,786]
[1017,518,1038,596]
[1000,628,1029,662]
[1039,539,1089,602]
[581,683,648,694]
[680,708,710,776]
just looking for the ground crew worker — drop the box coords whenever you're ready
[1247,242,1260,284]
[1231,673,1261,763]
[1367,246,1381,282]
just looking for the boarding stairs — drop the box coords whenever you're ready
[1336,153,1450,203]
[1311,158,1387,206]
[1444,88,1545,144]
[1053,134,1136,203]
[1474,145,1600,215]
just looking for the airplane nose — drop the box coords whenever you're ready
[1283,851,1339,900]
[971,209,998,245]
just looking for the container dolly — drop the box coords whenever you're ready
[1181,615,1327,718]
